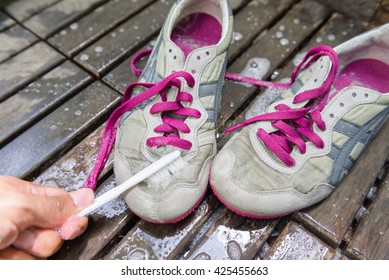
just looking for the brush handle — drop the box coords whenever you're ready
[77,150,181,217]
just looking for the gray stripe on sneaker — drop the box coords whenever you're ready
[333,119,360,137]
[330,107,389,185]
[199,82,219,97]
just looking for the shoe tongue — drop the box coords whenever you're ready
[280,56,332,100]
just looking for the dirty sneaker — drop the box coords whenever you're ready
[84,0,233,223]
[210,24,389,218]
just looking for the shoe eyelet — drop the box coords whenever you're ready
[197,56,201,60]
[191,70,196,74]
[340,103,344,107]
[169,49,172,53]
[330,113,334,118]
[314,79,318,83]
[173,55,177,60]
[206,51,210,56]
[365,93,369,98]
[352,92,357,97]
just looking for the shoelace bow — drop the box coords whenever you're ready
[83,53,200,190]
[225,45,339,166]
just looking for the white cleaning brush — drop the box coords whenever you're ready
[77,150,183,217]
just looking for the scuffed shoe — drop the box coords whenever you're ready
[210,24,389,218]
[84,0,233,223]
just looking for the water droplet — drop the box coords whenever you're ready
[75,110,82,116]
[80,54,89,61]
[134,25,139,30]
[119,27,125,33]
[95,46,103,53]
[280,38,289,46]
[233,31,243,41]
[327,34,336,41]
[70,23,78,30]
[60,30,67,36]
[271,71,279,80]
[250,62,258,68]
[230,102,235,107]
[64,107,69,112]
[279,25,286,31]
[275,31,284,39]
[316,37,323,43]
[50,125,57,131]
[293,18,301,24]
[111,32,117,38]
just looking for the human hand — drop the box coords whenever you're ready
[0,176,94,259]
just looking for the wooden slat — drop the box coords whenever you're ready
[264,221,335,260]
[48,0,155,57]
[33,123,111,191]
[315,0,382,21]
[74,0,175,77]
[345,173,389,260]
[0,42,64,102]
[0,10,15,32]
[105,193,220,260]
[184,208,278,260]
[226,0,295,63]
[0,61,92,147]
[4,0,60,22]
[51,175,137,260]
[0,82,120,180]
[293,122,389,246]
[0,24,38,63]
[216,0,330,131]
[23,0,108,39]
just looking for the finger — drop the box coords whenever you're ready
[0,246,40,260]
[13,228,63,258]
[29,188,94,229]
[59,216,89,240]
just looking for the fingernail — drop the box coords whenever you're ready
[60,217,88,240]
[69,189,94,208]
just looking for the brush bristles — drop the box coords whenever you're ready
[147,156,188,187]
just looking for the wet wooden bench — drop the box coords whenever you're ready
[0,0,387,260]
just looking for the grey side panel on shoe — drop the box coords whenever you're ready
[330,107,389,185]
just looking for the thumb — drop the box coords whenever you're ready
[31,188,94,228]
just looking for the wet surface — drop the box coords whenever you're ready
[49,0,154,57]
[0,24,38,63]
[0,82,120,179]
[265,222,335,260]
[105,194,219,260]
[0,61,92,146]
[185,208,278,260]
[0,42,64,102]
[23,0,108,38]
[4,0,60,22]
[75,0,174,76]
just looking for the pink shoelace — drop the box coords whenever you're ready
[225,45,339,166]
[83,45,338,190]
[83,57,200,190]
